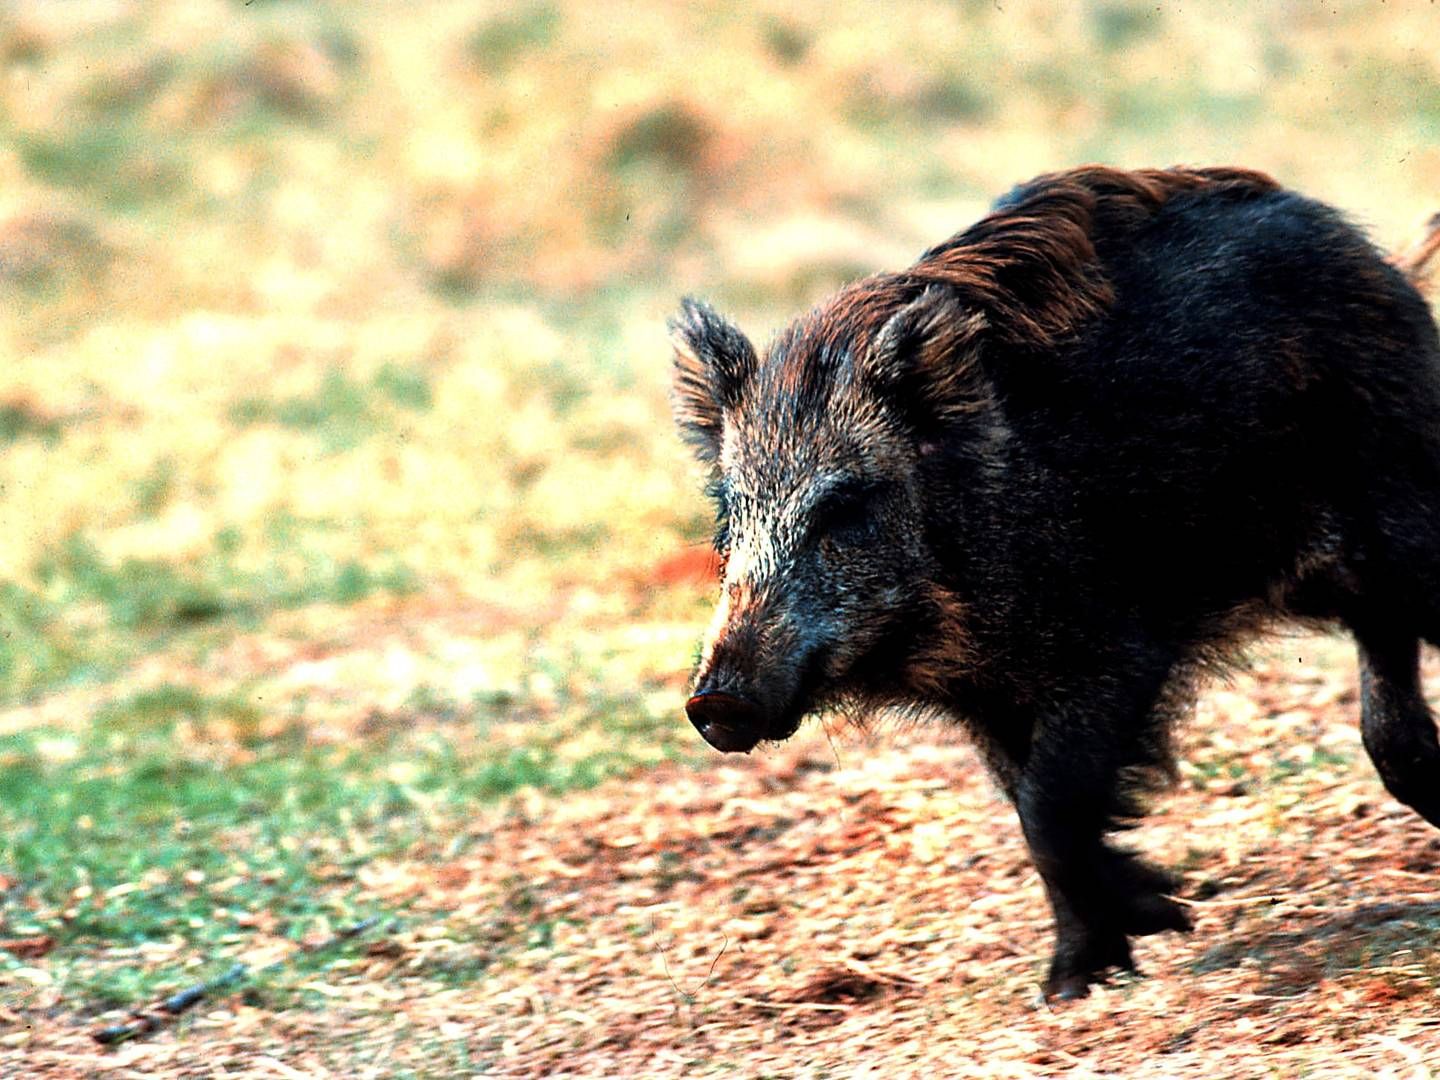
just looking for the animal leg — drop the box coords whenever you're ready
[1352,622,1440,828]
[1013,664,1191,999]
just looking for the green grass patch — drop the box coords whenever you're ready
[1347,56,1440,138]
[36,530,417,630]
[1,723,387,1007]
[1266,745,1354,784]
[129,456,176,518]
[0,677,688,1010]
[94,683,265,741]
[231,364,433,452]
[0,401,64,445]
[1103,79,1262,135]
[911,73,992,124]
[17,125,186,212]
[760,17,810,66]
[4,529,416,702]
[607,103,712,173]
[467,5,561,71]
[372,361,434,411]
[1091,4,1162,51]
[38,535,235,629]
[505,521,612,561]
[0,582,112,701]
[80,56,177,121]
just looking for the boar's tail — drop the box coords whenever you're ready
[1391,211,1440,294]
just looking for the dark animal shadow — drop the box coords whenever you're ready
[1189,899,1440,996]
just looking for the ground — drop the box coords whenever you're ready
[7,625,1440,1077]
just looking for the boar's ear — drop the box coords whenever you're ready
[864,286,991,427]
[668,297,758,463]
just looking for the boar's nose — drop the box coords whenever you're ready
[685,690,765,753]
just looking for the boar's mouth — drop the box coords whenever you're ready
[686,649,829,753]
[684,690,786,752]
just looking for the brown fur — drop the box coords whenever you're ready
[779,166,1281,370]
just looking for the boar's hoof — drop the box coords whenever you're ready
[1044,931,1135,1002]
[1046,971,1103,1002]
[686,690,765,753]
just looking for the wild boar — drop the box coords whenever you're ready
[669,166,1440,999]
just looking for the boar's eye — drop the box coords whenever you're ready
[811,478,886,544]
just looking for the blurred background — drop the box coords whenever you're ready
[3,0,1440,1025]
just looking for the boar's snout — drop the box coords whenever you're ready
[685,689,769,753]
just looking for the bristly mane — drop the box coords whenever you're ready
[794,165,1281,358]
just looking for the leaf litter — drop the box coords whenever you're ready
[6,629,1440,1077]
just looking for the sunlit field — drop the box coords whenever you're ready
[5,1,1440,1075]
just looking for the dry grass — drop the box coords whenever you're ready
[9,634,1440,1077]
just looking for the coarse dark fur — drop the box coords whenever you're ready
[669,165,1440,1000]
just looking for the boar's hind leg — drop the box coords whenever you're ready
[1013,663,1191,1001]
[1353,623,1440,828]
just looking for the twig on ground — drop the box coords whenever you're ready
[732,996,852,1013]
[91,916,380,1046]
[652,919,728,1003]
[1172,893,1283,908]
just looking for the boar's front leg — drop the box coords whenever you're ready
[1009,656,1192,1000]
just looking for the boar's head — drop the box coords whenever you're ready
[669,286,994,752]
